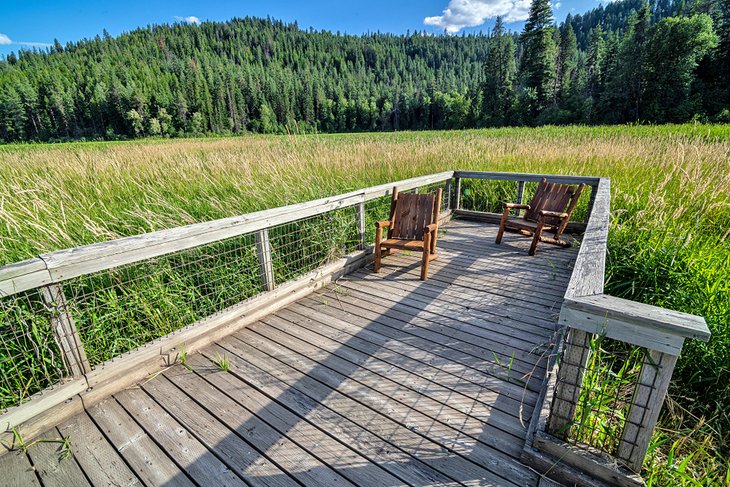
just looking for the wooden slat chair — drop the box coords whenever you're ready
[495,178,585,255]
[374,187,442,280]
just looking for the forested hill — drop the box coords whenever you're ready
[0,0,728,142]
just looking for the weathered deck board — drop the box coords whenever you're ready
[1,220,578,486]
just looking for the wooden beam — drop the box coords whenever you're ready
[564,294,710,343]
[255,228,275,292]
[564,178,610,299]
[454,171,600,186]
[356,200,367,250]
[547,328,592,438]
[0,258,53,299]
[40,284,91,376]
[514,181,525,216]
[533,431,644,487]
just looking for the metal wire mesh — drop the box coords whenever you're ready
[0,289,65,411]
[269,206,362,283]
[64,233,261,367]
[1,180,452,392]
[550,330,651,459]
[459,179,593,222]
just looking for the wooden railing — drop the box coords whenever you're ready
[0,172,453,444]
[0,170,710,487]
[501,175,711,487]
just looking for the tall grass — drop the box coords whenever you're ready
[0,124,728,482]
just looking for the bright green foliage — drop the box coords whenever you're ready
[643,14,719,121]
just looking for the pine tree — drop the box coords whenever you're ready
[520,0,558,114]
[482,17,517,125]
[555,21,579,102]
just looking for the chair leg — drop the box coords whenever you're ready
[421,232,431,280]
[529,217,546,256]
[374,227,383,273]
[495,207,510,244]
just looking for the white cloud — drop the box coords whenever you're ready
[174,15,201,25]
[424,0,532,33]
[0,33,51,47]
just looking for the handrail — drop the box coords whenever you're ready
[0,171,454,297]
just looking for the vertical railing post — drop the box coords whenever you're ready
[548,327,592,437]
[356,199,367,250]
[256,228,275,292]
[514,181,525,215]
[444,179,452,211]
[454,177,462,210]
[41,283,91,376]
[617,349,679,472]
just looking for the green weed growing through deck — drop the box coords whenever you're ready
[8,428,73,462]
[213,353,231,372]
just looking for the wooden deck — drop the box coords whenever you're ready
[2,219,579,487]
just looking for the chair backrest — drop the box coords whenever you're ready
[524,178,585,224]
[389,186,442,240]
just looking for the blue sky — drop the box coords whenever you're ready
[0,0,601,57]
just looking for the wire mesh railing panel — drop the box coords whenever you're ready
[0,289,65,411]
[268,206,362,284]
[551,331,648,458]
[460,179,516,213]
[458,178,594,223]
[64,233,260,367]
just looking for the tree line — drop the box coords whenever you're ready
[0,0,728,142]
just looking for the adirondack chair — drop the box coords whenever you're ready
[374,187,442,280]
[495,178,585,255]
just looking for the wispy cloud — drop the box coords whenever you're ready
[424,0,532,33]
[174,15,201,25]
[0,33,52,47]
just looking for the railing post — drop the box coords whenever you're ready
[548,327,592,437]
[41,283,90,376]
[356,199,367,250]
[514,180,525,215]
[444,179,452,211]
[255,228,275,292]
[617,349,679,472]
[454,177,462,210]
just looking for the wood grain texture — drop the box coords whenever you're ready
[3,214,687,487]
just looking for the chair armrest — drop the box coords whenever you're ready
[424,223,438,234]
[540,210,569,219]
[376,220,391,229]
[505,203,530,210]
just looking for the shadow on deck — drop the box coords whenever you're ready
[2,220,579,487]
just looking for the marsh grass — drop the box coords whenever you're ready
[0,124,728,482]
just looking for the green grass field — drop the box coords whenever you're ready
[1,125,728,484]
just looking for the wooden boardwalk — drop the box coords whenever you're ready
[2,219,579,487]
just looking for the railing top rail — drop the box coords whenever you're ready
[453,171,601,186]
[0,171,453,297]
[565,294,710,342]
[563,177,610,299]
